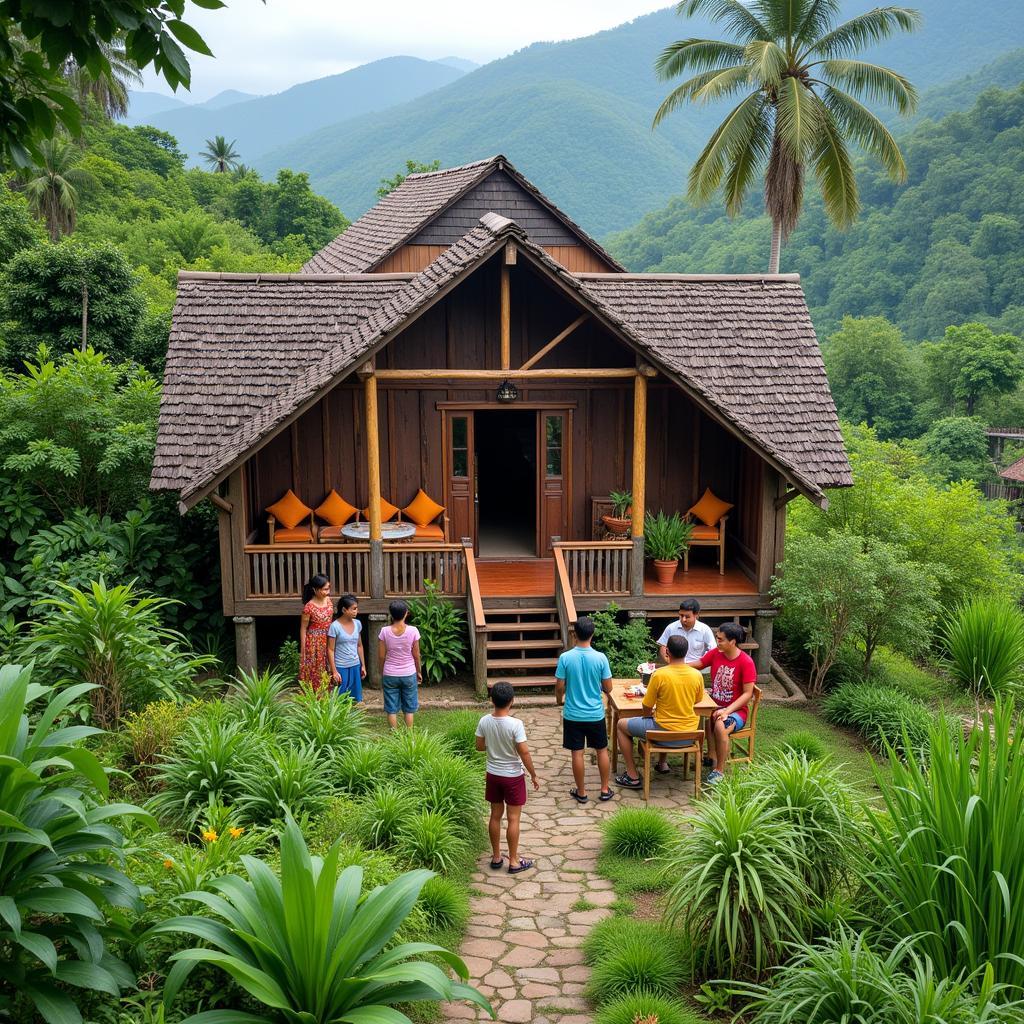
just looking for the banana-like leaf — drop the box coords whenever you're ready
[11,928,58,971]
[20,978,83,1024]
[53,958,121,995]
[171,949,292,1010]
[336,1007,412,1024]
[19,886,103,920]
[179,1011,274,1024]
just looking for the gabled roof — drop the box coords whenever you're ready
[302,154,622,274]
[1001,455,1024,483]
[153,212,851,510]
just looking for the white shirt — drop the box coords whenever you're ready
[475,713,527,778]
[657,619,716,660]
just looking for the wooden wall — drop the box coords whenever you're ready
[375,243,610,275]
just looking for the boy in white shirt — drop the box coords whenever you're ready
[475,681,541,875]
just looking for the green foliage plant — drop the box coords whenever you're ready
[779,729,827,762]
[406,753,482,832]
[860,703,1024,994]
[18,135,94,241]
[941,597,1024,699]
[122,698,202,774]
[333,740,389,795]
[27,579,214,728]
[146,816,493,1024]
[642,510,692,562]
[437,708,486,761]
[917,415,994,484]
[600,806,676,859]
[381,726,451,777]
[397,810,467,874]
[377,158,442,198]
[0,663,151,1024]
[592,602,655,678]
[280,687,363,758]
[821,683,935,762]
[594,990,701,1024]
[608,489,633,519]
[276,638,300,681]
[408,579,468,684]
[921,322,1024,415]
[417,875,470,933]
[654,0,919,272]
[583,917,682,967]
[199,135,240,173]
[233,741,334,826]
[352,785,417,850]
[586,922,689,1002]
[662,788,810,980]
[224,667,289,733]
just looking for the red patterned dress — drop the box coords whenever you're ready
[300,600,333,692]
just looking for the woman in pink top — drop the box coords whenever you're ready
[378,600,422,728]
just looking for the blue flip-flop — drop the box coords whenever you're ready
[569,787,589,804]
[489,857,504,870]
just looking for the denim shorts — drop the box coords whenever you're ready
[720,712,744,732]
[382,673,418,714]
[626,716,693,748]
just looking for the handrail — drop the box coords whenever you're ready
[552,545,577,649]
[554,540,631,549]
[463,541,486,629]
[463,540,488,698]
[244,542,371,553]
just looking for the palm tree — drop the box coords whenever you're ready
[19,136,93,240]
[654,0,920,272]
[63,38,143,120]
[200,135,240,173]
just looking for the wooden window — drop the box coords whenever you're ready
[545,414,562,477]
[451,414,470,478]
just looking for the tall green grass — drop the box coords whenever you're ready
[822,683,935,761]
[941,597,1024,697]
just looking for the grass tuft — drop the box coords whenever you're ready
[600,806,677,859]
[594,990,704,1024]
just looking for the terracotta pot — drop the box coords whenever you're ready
[653,558,678,585]
[602,514,631,536]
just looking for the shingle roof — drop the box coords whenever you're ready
[1001,455,1024,483]
[154,214,851,507]
[302,154,622,274]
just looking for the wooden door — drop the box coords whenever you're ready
[537,410,571,553]
[445,412,475,546]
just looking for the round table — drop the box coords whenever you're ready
[339,521,416,542]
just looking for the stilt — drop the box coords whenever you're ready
[753,610,776,681]
[233,615,257,674]
[366,612,388,688]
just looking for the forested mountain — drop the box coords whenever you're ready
[607,84,1024,342]
[124,88,262,125]
[139,56,468,166]
[254,0,1024,233]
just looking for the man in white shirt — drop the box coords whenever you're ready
[656,598,716,665]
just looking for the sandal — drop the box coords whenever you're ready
[655,763,672,775]
[509,858,534,875]
[569,787,589,804]
[615,772,642,789]
[489,857,504,870]
[599,788,615,801]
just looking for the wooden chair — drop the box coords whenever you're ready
[639,729,704,802]
[683,511,728,574]
[265,489,317,544]
[727,685,762,766]
[268,513,316,543]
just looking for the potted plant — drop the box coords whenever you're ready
[643,510,694,585]
[602,490,633,536]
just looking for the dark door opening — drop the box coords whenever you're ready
[475,410,536,557]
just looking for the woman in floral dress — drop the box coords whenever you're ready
[299,574,332,692]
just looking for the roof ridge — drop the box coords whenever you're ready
[406,155,502,179]
[177,271,417,282]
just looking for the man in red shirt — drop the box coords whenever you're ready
[697,622,756,785]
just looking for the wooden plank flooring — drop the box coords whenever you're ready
[644,563,758,596]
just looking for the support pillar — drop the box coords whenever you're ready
[754,609,776,681]
[366,612,388,689]
[369,540,384,600]
[630,370,647,597]
[363,367,384,599]
[233,615,257,674]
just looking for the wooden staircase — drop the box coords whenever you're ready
[482,600,562,690]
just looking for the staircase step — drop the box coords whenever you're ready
[485,621,561,633]
[486,638,563,650]
[487,676,556,689]
[486,657,560,670]
[483,606,558,616]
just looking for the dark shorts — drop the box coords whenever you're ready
[382,674,418,714]
[485,772,527,806]
[563,717,608,751]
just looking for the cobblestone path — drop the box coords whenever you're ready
[442,705,699,1024]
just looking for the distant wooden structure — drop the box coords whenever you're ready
[151,156,851,692]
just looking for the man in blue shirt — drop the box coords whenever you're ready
[554,615,614,803]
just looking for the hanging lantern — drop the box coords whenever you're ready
[496,379,519,403]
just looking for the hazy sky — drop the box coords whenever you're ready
[141,0,670,101]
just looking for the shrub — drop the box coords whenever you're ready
[397,810,467,873]
[281,688,363,757]
[821,683,934,761]
[234,741,334,825]
[352,785,417,849]
[381,726,450,777]
[122,698,202,771]
[741,751,858,899]
[277,637,300,680]
[662,788,809,980]
[150,712,263,826]
[941,596,1024,698]
[146,817,492,1024]
[601,806,677,859]
[583,917,678,967]
[0,664,148,1023]
[408,580,468,683]
[594,991,703,1024]
[779,730,827,761]
[407,753,482,831]
[417,876,470,932]
[586,923,688,1002]
[859,702,1024,994]
[303,795,359,852]
[438,708,486,761]
[592,602,654,678]
[643,510,693,562]
[26,579,214,727]
[334,740,389,795]
[225,666,289,733]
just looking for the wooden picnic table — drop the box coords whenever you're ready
[606,677,718,773]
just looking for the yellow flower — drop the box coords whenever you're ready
[229,826,244,839]
[163,859,174,870]
[201,829,218,842]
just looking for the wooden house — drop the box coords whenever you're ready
[151,156,851,692]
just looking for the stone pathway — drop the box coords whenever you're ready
[442,706,700,1024]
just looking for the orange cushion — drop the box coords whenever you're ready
[404,488,446,528]
[316,489,358,527]
[413,522,445,541]
[688,488,733,528]
[361,499,399,522]
[266,489,312,530]
[689,524,720,541]
[272,525,314,542]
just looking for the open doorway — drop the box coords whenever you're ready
[475,409,536,557]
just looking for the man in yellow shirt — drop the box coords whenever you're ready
[615,635,705,789]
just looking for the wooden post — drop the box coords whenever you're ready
[500,265,510,370]
[630,371,647,596]
[366,612,388,688]
[753,610,776,681]
[363,370,385,599]
[233,615,257,673]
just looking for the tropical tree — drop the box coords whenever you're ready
[654,0,920,272]
[18,136,93,240]
[200,135,240,173]
[63,38,143,120]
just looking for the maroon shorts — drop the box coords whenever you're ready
[485,772,527,806]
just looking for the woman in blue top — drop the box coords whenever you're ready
[326,594,366,702]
